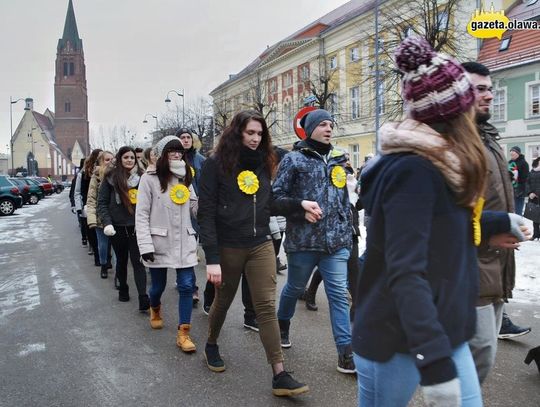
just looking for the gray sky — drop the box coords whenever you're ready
[0,0,350,152]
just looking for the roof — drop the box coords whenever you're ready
[210,0,366,95]
[57,0,83,52]
[32,111,57,143]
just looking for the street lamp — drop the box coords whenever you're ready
[142,113,158,132]
[9,96,27,175]
[165,89,185,127]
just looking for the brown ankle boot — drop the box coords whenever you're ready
[177,324,196,353]
[150,306,163,329]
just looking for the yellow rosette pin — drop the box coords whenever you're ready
[170,184,190,205]
[128,188,138,204]
[331,166,346,188]
[237,170,259,195]
[190,167,195,177]
[471,197,485,246]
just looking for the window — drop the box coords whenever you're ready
[284,102,294,132]
[283,72,293,88]
[403,26,414,38]
[328,93,338,115]
[268,109,277,128]
[499,37,511,51]
[492,89,506,121]
[530,84,540,117]
[300,66,309,81]
[269,80,277,93]
[329,55,337,70]
[64,101,71,113]
[63,61,75,76]
[350,87,360,119]
[350,144,360,169]
[437,11,449,29]
[350,47,359,62]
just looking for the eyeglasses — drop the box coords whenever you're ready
[475,85,493,95]
[167,150,183,156]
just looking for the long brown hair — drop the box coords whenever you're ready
[84,149,102,179]
[109,146,143,214]
[434,109,487,207]
[215,110,277,177]
[155,150,192,193]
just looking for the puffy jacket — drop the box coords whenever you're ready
[86,169,104,228]
[97,176,138,227]
[477,122,516,305]
[272,140,352,253]
[135,171,198,269]
[526,169,540,199]
[197,156,272,264]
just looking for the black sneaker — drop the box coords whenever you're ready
[279,319,291,349]
[499,314,532,339]
[243,317,259,332]
[82,239,87,247]
[337,353,356,374]
[118,290,130,302]
[272,371,309,397]
[204,343,226,372]
[203,304,211,316]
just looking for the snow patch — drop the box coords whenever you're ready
[50,268,79,303]
[0,270,40,321]
[17,343,46,357]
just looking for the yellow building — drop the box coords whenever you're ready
[210,0,477,170]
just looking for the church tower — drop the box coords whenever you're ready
[54,0,89,160]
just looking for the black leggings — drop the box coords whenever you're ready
[110,225,147,297]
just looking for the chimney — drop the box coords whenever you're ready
[25,98,33,111]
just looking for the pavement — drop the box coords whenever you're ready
[0,192,538,407]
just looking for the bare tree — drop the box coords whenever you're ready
[212,92,231,137]
[243,69,280,130]
[89,124,137,152]
[308,54,341,111]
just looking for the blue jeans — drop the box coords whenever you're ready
[149,267,195,325]
[354,343,482,407]
[95,227,110,266]
[278,249,351,351]
[514,197,525,216]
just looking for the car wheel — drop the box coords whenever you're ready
[0,199,15,215]
[55,187,62,194]
[29,194,39,205]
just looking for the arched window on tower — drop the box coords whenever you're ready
[65,100,71,113]
[63,61,75,76]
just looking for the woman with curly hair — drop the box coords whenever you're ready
[136,136,199,353]
[197,110,308,397]
[97,146,149,310]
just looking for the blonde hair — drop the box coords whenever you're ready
[97,150,114,179]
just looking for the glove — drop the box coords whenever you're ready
[508,213,528,242]
[141,252,155,262]
[346,174,359,206]
[104,225,116,237]
[421,378,461,407]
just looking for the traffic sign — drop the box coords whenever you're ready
[293,106,317,140]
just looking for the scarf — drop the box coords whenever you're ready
[169,159,186,179]
[113,165,140,205]
[239,146,263,171]
[305,137,332,156]
[379,119,468,204]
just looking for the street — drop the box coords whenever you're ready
[0,192,539,406]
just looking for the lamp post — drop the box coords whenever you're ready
[143,113,158,131]
[9,96,26,175]
[165,89,185,128]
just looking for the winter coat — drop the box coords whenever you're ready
[353,152,509,385]
[185,148,206,196]
[526,169,540,203]
[69,176,77,207]
[197,156,273,265]
[97,175,138,227]
[509,154,529,198]
[135,171,198,269]
[477,122,516,305]
[86,169,104,228]
[272,140,352,254]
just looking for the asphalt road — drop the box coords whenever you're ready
[0,192,538,407]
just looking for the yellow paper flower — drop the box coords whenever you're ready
[331,166,346,188]
[128,188,138,204]
[237,170,259,195]
[190,167,195,177]
[472,197,485,246]
[170,184,190,205]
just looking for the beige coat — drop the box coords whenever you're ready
[135,171,198,269]
[86,169,103,228]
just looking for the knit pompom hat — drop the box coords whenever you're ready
[153,135,183,159]
[394,36,475,124]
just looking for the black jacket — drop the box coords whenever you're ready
[353,153,509,386]
[526,170,540,202]
[509,154,529,198]
[97,178,137,227]
[197,156,272,264]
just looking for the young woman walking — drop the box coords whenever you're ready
[97,146,149,310]
[136,136,199,352]
[198,110,308,397]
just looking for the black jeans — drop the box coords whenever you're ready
[111,225,147,297]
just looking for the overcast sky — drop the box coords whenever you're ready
[0,0,351,152]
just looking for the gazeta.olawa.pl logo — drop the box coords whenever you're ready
[467,3,540,39]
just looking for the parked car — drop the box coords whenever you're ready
[14,178,44,204]
[52,180,64,194]
[0,175,23,215]
[9,178,31,204]
[30,177,54,195]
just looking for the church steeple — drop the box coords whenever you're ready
[57,0,83,52]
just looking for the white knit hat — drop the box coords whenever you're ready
[153,135,183,159]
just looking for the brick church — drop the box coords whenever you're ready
[11,0,89,178]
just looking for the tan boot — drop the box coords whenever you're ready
[150,306,163,329]
[177,324,196,353]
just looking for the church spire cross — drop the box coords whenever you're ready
[58,0,82,51]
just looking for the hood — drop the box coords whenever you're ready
[292,139,347,162]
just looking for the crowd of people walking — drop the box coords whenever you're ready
[67,36,539,405]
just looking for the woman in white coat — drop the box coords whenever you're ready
[136,136,199,353]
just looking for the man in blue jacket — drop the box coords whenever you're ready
[272,109,355,374]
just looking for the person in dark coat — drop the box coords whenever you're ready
[526,157,540,239]
[508,146,529,215]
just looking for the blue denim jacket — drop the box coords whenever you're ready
[272,140,352,254]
